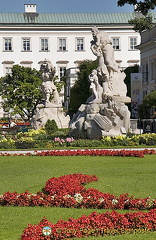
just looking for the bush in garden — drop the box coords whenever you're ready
[17,128,46,138]
[102,133,156,147]
[45,119,58,135]
[138,133,156,145]
[71,139,102,148]
[46,129,69,140]
[15,137,37,149]
[0,138,15,149]
[102,135,129,146]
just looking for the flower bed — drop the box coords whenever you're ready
[21,209,156,239]
[0,148,155,157]
[1,174,155,210]
[1,173,156,239]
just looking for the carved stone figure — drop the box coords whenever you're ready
[90,26,127,97]
[30,59,69,129]
[87,69,103,103]
[41,59,62,107]
[69,27,132,139]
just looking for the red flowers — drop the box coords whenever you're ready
[33,149,155,158]
[0,148,155,157]
[44,173,98,196]
[1,174,155,211]
[21,209,156,239]
[1,173,155,239]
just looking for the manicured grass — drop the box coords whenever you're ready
[0,154,156,239]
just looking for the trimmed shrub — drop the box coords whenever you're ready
[45,119,58,135]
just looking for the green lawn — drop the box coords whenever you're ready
[0,154,156,240]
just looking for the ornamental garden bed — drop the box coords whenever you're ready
[0,128,156,149]
[0,154,156,239]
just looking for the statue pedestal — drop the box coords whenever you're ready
[69,100,131,139]
[31,105,70,129]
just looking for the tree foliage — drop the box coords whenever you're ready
[69,60,98,114]
[123,65,139,112]
[138,90,156,118]
[118,1,155,32]
[45,119,58,135]
[124,64,139,98]
[0,65,42,122]
[117,0,156,15]
[128,14,154,33]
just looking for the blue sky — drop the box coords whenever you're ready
[1,0,135,13]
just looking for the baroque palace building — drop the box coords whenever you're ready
[0,4,143,77]
[1,4,156,110]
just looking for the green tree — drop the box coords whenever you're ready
[117,0,156,15]
[138,90,156,118]
[128,14,154,33]
[0,65,42,122]
[68,60,98,114]
[123,65,139,112]
[118,0,155,32]
[124,64,139,98]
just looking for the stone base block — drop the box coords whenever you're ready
[31,107,70,129]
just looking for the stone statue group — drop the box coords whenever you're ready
[31,26,131,139]
[89,26,127,100]
[69,26,131,138]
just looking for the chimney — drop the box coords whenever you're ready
[24,4,37,13]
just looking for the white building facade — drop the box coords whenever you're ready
[137,26,156,98]
[0,4,145,79]
[1,4,156,114]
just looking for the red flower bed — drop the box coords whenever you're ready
[21,209,156,239]
[1,173,155,239]
[1,174,156,210]
[0,148,155,157]
[34,149,155,158]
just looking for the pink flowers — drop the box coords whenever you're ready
[65,137,74,142]
[54,137,74,146]
[54,137,65,145]
[1,174,156,211]
[21,209,156,239]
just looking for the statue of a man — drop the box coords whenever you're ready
[91,26,119,76]
[90,26,127,97]
[40,59,61,107]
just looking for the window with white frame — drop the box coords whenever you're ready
[129,37,137,50]
[112,38,120,50]
[59,67,66,79]
[22,38,31,51]
[76,38,84,51]
[4,38,12,51]
[58,38,67,51]
[5,66,12,75]
[40,38,49,51]
[2,62,14,76]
